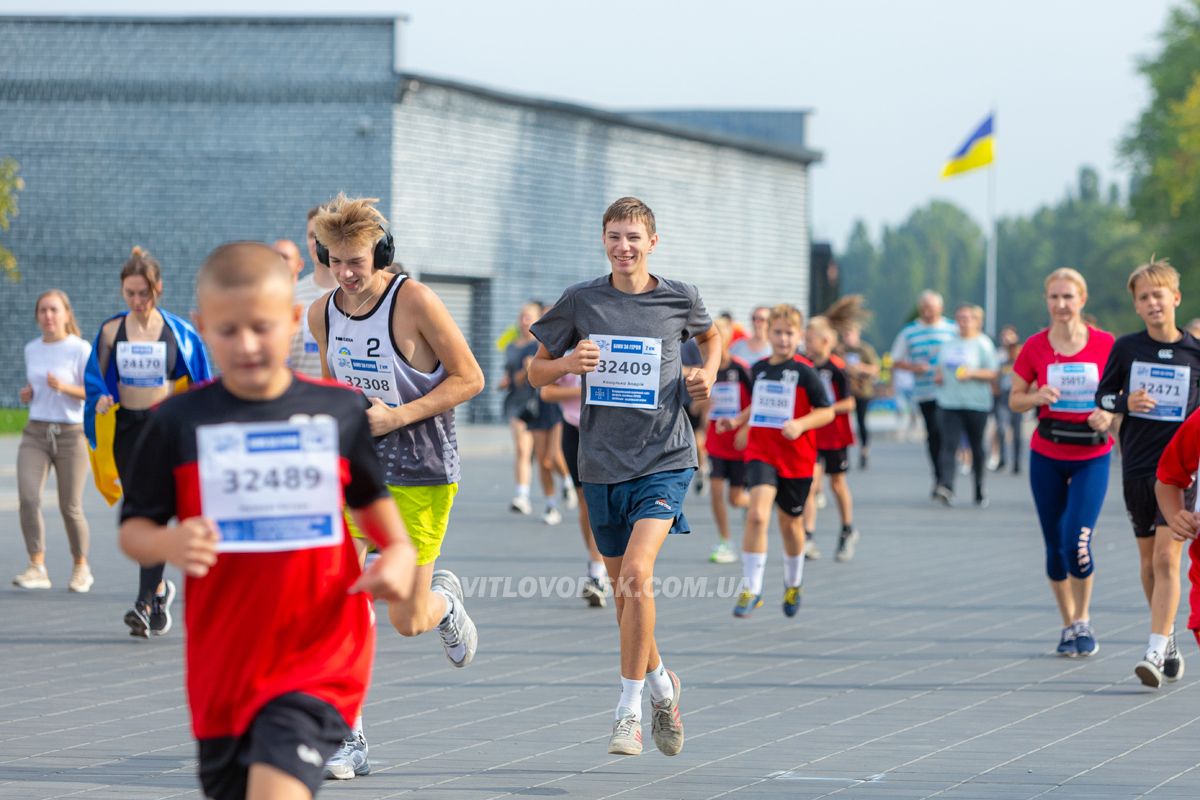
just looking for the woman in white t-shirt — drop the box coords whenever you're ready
[13,290,94,593]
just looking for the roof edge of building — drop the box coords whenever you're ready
[398,72,823,166]
[0,14,405,25]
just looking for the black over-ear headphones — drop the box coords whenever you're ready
[315,225,396,270]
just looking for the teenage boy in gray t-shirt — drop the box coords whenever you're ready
[529,196,720,758]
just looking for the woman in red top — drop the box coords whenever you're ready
[1010,268,1114,658]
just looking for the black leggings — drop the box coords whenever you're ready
[113,408,166,609]
[918,400,943,484]
[854,397,870,450]
[937,407,988,497]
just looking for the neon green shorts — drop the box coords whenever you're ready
[346,483,458,566]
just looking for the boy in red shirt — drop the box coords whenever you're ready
[717,304,833,618]
[803,317,859,562]
[118,242,416,800]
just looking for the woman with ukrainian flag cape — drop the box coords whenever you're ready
[83,246,211,639]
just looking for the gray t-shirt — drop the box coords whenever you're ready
[532,274,713,484]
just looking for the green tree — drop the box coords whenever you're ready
[1122,0,1200,265]
[0,158,23,281]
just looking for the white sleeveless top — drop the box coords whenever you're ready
[325,275,460,485]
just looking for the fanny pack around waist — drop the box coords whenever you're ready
[1037,418,1106,447]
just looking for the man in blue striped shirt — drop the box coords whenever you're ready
[890,290,958,495]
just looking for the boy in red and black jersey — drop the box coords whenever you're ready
[118,242,416,800]
[804,317,859,563]
[716,304,833,618]
[702,316,754,565]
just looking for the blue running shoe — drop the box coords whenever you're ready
[1056,625,1077,657]
[1073,621,1098,656]
[732,590,763,618]
[782,585,803,617]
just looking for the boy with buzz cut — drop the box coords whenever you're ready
[1095,258,1200,687]
[307,193,484,779]
[528,196,720,757]
[717,304,834,619]
[118,242,417,800]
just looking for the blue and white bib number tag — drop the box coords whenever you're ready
[940,343,970,373]
[1047,362,1099,413]
[709,381,740,420]
[116,341,167,388]
[750,379,796,429]
[1130,361,1191,422]
[586,334,661,409]
[332,349,400,406]
[198,417,343,553]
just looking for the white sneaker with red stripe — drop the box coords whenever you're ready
[607,708,642,755]
[650,669,684,756]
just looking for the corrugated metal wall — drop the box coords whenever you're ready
[392,81,810,421]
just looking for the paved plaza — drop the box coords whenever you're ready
[1,425,1198,799]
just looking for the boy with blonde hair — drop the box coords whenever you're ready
[308,193,485,777]
[717,304,834,617]
[1097,258,1200,687]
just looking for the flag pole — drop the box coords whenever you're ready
[985,115,997,339]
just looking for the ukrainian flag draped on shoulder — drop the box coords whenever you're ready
[83,309,212,505]
[941,113,994,179]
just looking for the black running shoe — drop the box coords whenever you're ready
[149,579,176,636]
[124,605,150,639]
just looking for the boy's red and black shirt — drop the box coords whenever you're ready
[119,375,388,741]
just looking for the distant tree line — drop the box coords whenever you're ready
[843,0,1200,347]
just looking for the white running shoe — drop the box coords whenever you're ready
[432,570,477,667]
[542,505,563,526]
[1135,650,1165,689]
[607,709,643,755]
[323,731,370,780]
[510,495,533,515]
[68,564,94,593]
[12,563,50,589]
[803,538,822,561]
[709,541,737,564]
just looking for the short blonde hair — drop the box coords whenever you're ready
[1127,257,1180,295]
[768,303,803,329]
[1045,267,1087,297]
[312,193,389,254]
[807,315,838,342]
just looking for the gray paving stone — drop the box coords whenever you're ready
[2,428,1199,798]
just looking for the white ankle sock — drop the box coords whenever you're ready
[1148,633,1169,656]
[741,551,767,595]
[352,715,364,738]
[645,661,673,703]
[588,560,607,580]
[434,588,453,626]
[617,677,644,719]
[784,554,804,588]
[515,484,530,498]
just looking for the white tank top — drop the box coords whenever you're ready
[325,275,460,485]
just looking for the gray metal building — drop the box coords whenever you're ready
[0,16,821,420]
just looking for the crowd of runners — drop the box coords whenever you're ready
[9,193,1200,799]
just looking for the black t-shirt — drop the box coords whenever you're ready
[1096,329,1200,477]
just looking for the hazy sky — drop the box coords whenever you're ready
[4,1,1179,247]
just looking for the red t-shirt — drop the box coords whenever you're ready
[120,378,389,740]
[705,357,753,461]
[812,355,856,451]
[1155,408,1200,637]
[1012,326,1114,461]
[744,355,832,478]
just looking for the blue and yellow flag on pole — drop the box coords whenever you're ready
[941,113,994,178]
